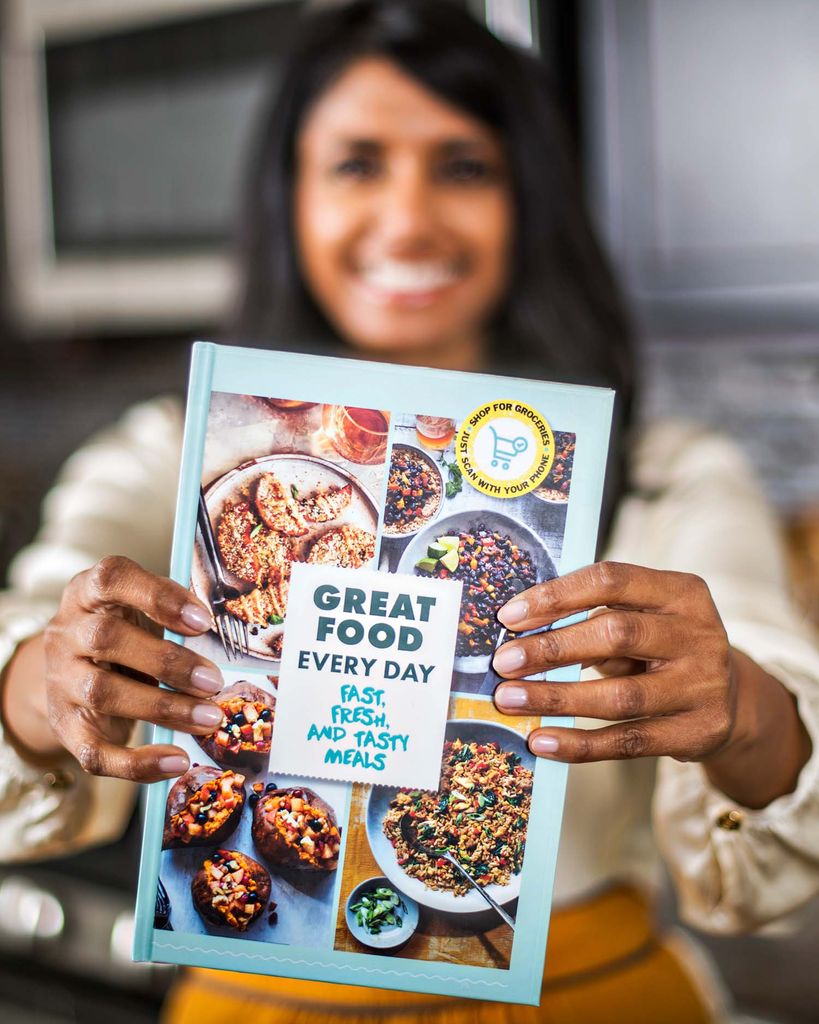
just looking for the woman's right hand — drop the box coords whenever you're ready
[6,555,227,782]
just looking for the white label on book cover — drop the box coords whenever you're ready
[269,562,462,789]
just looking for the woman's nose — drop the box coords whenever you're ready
[374,164,438,250]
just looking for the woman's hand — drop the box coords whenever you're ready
[492,561,811,808]
[5,555,226,783]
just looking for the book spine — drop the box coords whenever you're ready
[132,340,216,962]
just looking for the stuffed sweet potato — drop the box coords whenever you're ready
[162,765,246,850]
[191,849,271,932]
[252,786,341,871]
[194,680,275,769]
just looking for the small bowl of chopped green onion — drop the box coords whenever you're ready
[345,876,419,951]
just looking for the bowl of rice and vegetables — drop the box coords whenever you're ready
[366,720,536,913]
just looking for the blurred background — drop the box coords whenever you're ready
[1,1,818,1021]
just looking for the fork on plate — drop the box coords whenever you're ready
[197,487,250,660]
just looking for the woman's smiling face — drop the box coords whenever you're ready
[294,57,514,370]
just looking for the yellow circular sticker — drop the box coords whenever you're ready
[456,400,554,498]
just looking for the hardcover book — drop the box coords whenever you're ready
[133,342,613,1006]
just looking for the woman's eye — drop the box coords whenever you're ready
[438,157,496,183]
[332,156,380,180]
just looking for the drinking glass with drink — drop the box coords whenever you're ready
[415,415,456,451]
[321,405,390,464]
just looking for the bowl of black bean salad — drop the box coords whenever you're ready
[396,510,557,673]
[382,444,444,537]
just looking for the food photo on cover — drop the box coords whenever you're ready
[381,412,575,694]
[187,394,387,668]
[157,666,347,948]
[334,696,539,968]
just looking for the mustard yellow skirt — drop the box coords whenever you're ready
[161,886,718,1024]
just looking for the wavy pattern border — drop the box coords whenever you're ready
[152,940,507,988]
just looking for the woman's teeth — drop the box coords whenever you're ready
[361,261,459,293]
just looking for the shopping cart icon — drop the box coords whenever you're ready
[488,426,529,470]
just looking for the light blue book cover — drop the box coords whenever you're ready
[133,342,613,1006]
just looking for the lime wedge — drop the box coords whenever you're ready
[438,536,460,551]
[416,557,439,574]
[440,548,459,572]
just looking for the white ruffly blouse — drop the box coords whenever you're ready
[2,398,819,934]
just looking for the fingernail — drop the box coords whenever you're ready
[495,685,528,709]
[493,644,526,674]
[191,665,224,695]
[531,734,559,755]
[158,754,189,775]
[498,600,528,626]
[181,603,212,632]
[192,703,224,727]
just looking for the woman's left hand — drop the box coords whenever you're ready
[494,561,737,762]
[493,561,811,807]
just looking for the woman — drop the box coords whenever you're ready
[2,2,819,1020]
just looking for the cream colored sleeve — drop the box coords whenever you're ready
[0,396,183,863]
[618,422,819,933]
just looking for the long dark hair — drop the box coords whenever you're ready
[232,0,635,537]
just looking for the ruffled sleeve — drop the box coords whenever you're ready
[612,421,819,933]
[0,396,183,862]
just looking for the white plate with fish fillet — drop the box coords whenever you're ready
[192,454,379,662]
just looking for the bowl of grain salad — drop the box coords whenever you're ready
[365,720,536,913]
